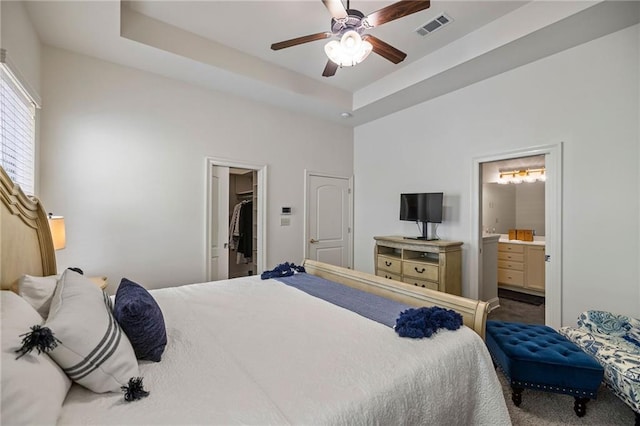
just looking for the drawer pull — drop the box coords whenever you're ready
[385,261,392,267]
[415,267,426,274]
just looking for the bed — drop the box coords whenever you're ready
[0,166,511,425]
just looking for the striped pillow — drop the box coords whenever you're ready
[45,269,139,393]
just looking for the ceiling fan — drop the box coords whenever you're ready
[271,0,432,77]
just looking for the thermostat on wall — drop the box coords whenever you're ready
[281,207,292,215]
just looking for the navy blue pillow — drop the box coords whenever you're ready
[114,278,167,362]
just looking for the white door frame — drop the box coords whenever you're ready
[205,157,267,280]
[303,170,354,268]
[470,143,563,328]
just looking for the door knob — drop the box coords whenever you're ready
[309,238,318,244]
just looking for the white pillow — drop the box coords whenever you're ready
[18,274,59,319]
[1,290,71,425]
[45,269,140,393]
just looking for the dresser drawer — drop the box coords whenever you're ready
[498,268,524,286]
[377,271,401,281]
[498,260,524,271]
[498,243,525,254]
[403,261,439,281]
[403,277,439,291]
[377,256,401,274]
[498,252,524,262]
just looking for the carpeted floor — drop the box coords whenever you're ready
[498,371,635,425]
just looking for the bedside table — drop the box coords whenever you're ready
[88,276,108,290]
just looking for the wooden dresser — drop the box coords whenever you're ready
[498,241,545,295]
[374,236,462,296]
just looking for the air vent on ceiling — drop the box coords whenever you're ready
[416,13,452,36]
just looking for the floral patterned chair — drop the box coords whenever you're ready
[559,311,640,424]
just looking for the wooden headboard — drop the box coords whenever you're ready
[0,166,57,291]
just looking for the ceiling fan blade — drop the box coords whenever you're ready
[322,0,348,19]
[365,0,431,28]
[364,35,407,64]
[271,32,332,51]
[322,60,339,77]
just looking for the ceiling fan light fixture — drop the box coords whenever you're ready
[340,30,362,53]
[324,31,372,67]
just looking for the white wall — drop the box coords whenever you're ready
[0,1,40,95]
[354,25,639,325]
[39,47,353,290]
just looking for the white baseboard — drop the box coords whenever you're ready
[487,297,500,312]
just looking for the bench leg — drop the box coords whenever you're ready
[573,397,589,417]
[511,386,523,407]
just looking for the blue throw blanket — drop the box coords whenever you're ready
[267,264,464,338]
[275,273,411,328]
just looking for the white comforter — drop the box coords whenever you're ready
[59,276,510,425]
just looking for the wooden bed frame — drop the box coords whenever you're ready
[303,260,488,339]
[0,166,488,338]
[0,167,57,293]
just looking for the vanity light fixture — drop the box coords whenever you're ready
[497,167,546,184]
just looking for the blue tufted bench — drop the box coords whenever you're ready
[486,320,604,417]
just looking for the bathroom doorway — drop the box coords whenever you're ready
[471,143,562,328]
[482,155,545,324]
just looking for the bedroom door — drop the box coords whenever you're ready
[305,172,353,268]
[210,165,229,280]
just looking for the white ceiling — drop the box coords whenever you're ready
[23,1,640,126]
[125,1,528,92]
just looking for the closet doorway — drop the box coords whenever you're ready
[206,158,266,281]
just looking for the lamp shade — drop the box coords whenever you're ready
[48,216,66,250]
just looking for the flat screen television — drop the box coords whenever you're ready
[400,192,443,239]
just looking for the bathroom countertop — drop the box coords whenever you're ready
[497,234,546,246]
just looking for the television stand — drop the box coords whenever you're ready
[373,236,462,296]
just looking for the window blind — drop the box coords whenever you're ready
[1,60,36,195]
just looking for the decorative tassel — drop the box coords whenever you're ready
[15,325,61,360]
[121,377,150,402]
[395,306,463,339]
